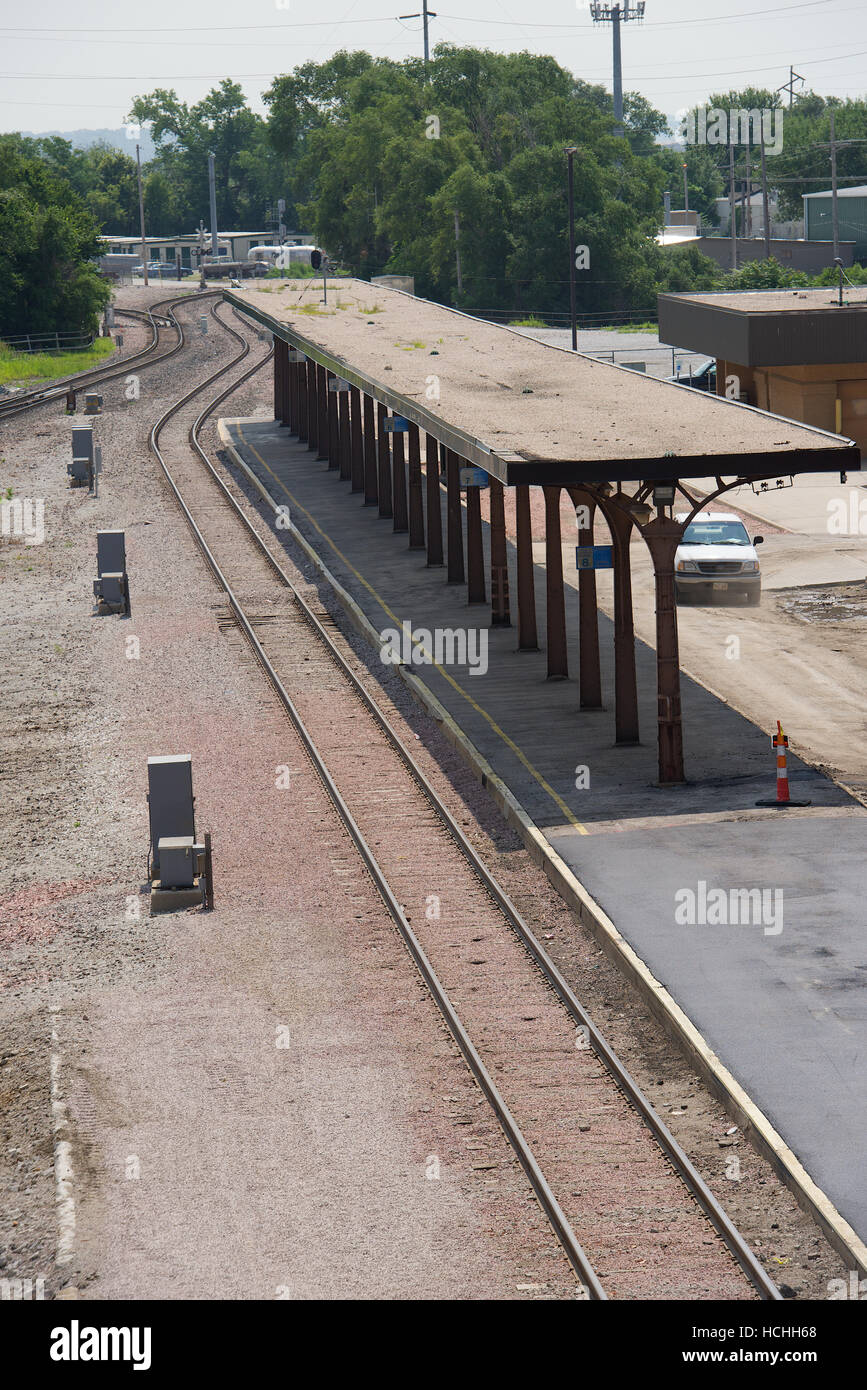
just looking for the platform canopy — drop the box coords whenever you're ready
[227,279,860,485]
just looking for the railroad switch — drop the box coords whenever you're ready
[93,530,130,616]
[146,755,214,913]
[65,389,76,415]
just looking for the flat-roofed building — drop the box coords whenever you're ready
[658,286,867,454]
[804,185,867,259]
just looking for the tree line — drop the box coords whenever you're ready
[2,46,867,335]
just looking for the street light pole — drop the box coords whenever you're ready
[566,147,578,351]
[830,108,840,263]
[136,144,148,288]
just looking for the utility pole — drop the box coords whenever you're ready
[566,147,578,351]
[590,2,647,138]
[830,108,840,263]
[208,151,219,261]
[453,210,463,298]
[136,144,148,287]
[729,140,737,271]
[776,64,804,108]
[760,129,771,259]
[745,144,752,238]
[399,1,436,71]
[682,160,689,214]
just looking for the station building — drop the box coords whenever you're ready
[658,286,867,454]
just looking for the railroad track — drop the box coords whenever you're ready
[149,298,781,1302]
[0,291,221,422]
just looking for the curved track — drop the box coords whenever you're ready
[144,297,782,1302]
[0,291,220,422]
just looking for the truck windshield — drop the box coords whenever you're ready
[682,521,750,546]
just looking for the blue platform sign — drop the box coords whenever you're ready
[459,466,489,488]
[575,545,613,570]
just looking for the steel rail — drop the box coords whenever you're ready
[189,305,782,1302]
[0,291,221,421]
[147,299,606,1301]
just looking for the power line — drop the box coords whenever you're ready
[0,0,845,37]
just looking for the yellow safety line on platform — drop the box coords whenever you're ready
[236,423,589,834]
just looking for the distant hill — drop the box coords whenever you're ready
[19,126,157,160]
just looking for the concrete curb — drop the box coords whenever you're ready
[217,416,867,1280]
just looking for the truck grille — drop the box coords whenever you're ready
[696,561,743,574]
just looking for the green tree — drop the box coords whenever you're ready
[0,136,109,336]
[128,80,289,231]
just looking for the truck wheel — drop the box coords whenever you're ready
[747,589,761,606]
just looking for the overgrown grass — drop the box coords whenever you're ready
[267,262,318,279]
[508,316,547,328]
[604,322,658,334]
[360,304,384,314]
[0,337,115,386]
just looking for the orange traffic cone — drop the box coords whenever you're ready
[756,720,811,807]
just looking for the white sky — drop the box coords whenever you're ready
[1,0,866,134]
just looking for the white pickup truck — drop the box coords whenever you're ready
[674,511,763,606]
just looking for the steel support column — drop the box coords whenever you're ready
[544,486,568,680]
[515,484,538,650]
[489,478,511,626]
[363,394,377,505]
[426,435,444,566]
[407,425,425,549]
[326,372,339,470]
[604,502,639,745]
[567,489,602,710]
[273,339,283,422]
[316,363,329,462]
[284,346,294,429]
[289,354,300,436]
[349,386,364,493]
[392,428,408,532]
[306,359,318,453]
[643,515,686,784]
[297,356,309,443]
[446,450,465,584]
[466,485,486,604]
[338,388,351,481]
[377,403,393,518]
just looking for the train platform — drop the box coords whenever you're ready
[221,413,867,1260]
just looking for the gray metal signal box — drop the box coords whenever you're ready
[72,426,94,460]
[147,755,196,876]
[146,755,214,913]
[68,425,94,487]
[84,393,103,415]
[93,530,130,615]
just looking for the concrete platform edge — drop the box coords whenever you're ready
[218,416,867,1280]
